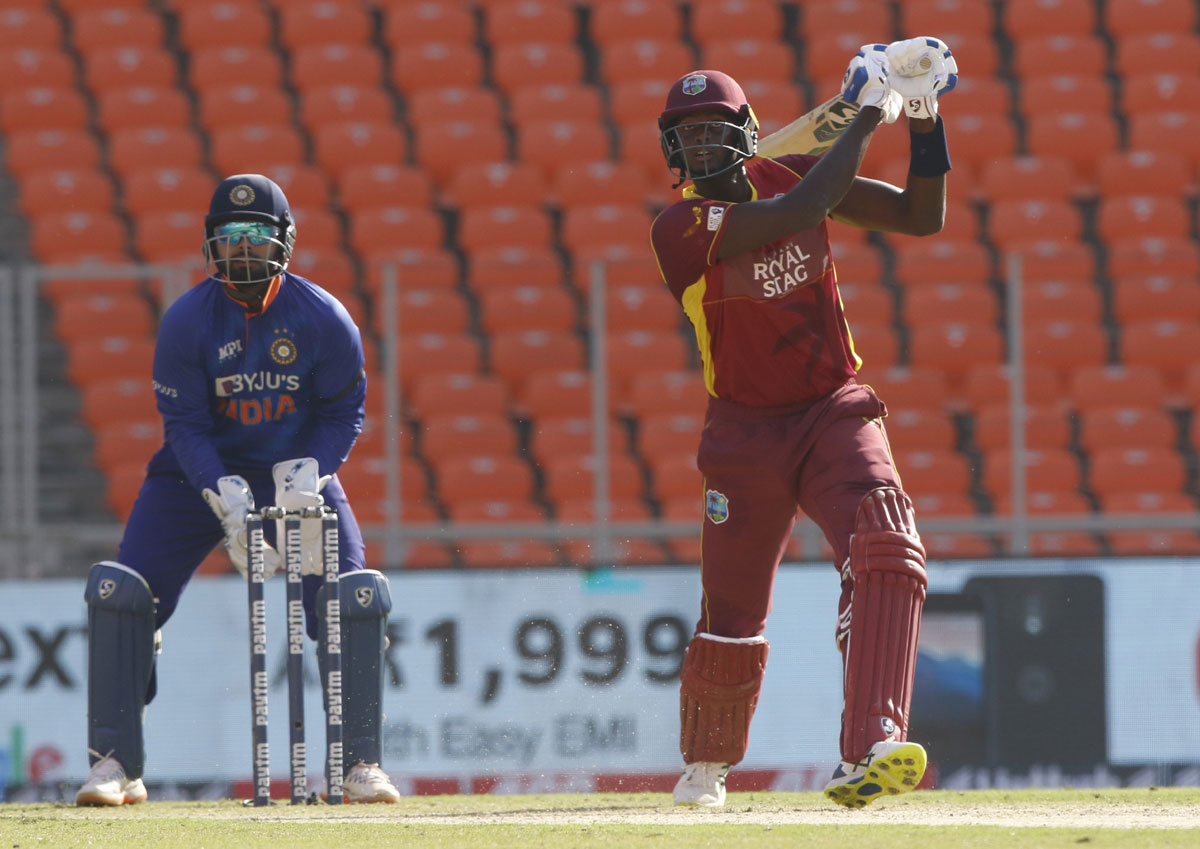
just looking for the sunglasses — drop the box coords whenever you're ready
[213,221,277,246]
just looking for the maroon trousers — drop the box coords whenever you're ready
[694,380,902,638]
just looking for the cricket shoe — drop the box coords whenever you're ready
[342,762,401,804]
[823,740,926,810]
[672,761,731,807]
[76,753,148,806]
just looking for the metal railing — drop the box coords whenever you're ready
[2,256,1199,578]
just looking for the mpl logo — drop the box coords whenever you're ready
[217,338,243,361]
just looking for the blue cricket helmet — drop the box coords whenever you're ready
[203,174,297,286]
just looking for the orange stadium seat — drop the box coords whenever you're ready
[991,489,1092,518]
[981,448,1082,497]
[0,86,88,134]
[256,164,330,208]
[490,329,586,387]
[700,39,795,85]
[1109,530,1200,557]
[883,407,957,453]
[1121,73,1200,116]
[1095,150,1192,198]
[64,334,155,385]
[741,79,805,127]
[900,0,994,35]
[799,0,890,39]
[1115,32,1200,77]
[414,119,509,187]
[459,205,554,253]
[434,453,537,504]
[133,210,204,263]
[491,42,585,93]
[606,283,680,332]
[616,117,678,184]
[590,0,681,44]
[847,320,900,370]
[624,368,708,418]
[287,249,354,294]
[647,451,701,501]
[608,78,677,126]
[484,0,576,45]
[312,121,408,179]
[409,371,509,420]
[72,7,163,52]
[348,206,444,256]
[93,420,162,473]
[977,156,1079,204]
[54,291,152,345]
[82,46,176,93]
[1016,74,1112,119]
[961,363,1063,410]
[1011,34,1106,79]
[1003,0,1096,36]
[407,85,504,126]
[987,199,1082,250]
[178,2,272,50]
[447,497,547,523]
[540,452,644,503]
[805,31,880,83]
[1111,274,1200,323]
[1014,238,1098,281]
[972,402,1072,452]
[31,211,127,263]
[910,491,978,520]
[599,38,693,86]
[421,414,520,465]
[98,85,190,133]
[467,245,565,290]
[1023,320,1109,372]
[456,540,562,569]
[396,333,483,390]
[291,43,383,90]
[1023,532,1104,557]
[561,204,653,255]
[1128,111,1200,169]
[893,448,973,496]
[1026,112,1119,178]
[908,322,1004,377]
[279,1,371,49]
[607,330,690,387]
[1078,406,1175,452]
[198,85,291,133]
[1107,236,1200,279]
[528,415,626,461]
[1120,318,1198,382]
[0,7,60,50]
[517,369,596,419]
[336,455,431,506]
[388,287,471,335]
[510,82,604,125]
[383,1,475,47]
[1023,278,1102,323]
[892,239,992,287]
[364,247,459,293]
[636,411,704,458]
[1105,0,1198,33]
[338,165,434,212]
[391,41,485,93]
[479,285,577,334]
[1100,490,1195,515]
[299,85,393,131]
[0,46,73,92]
[107,126,203,178]
[856,365,951,411]
[551,159,649,208]
[693,0,784,43]
[940,112,1017,173]
[188,45,283,91]
[445,160,547,210]
[516,119,612,179]
[285,206,342,252]
[210,123,305,175]
[902,282,997,326]
[1097,195,1191,242]
[18,169,114,218]
[1090,447,1187,496]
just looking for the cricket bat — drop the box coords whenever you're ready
[757,94,860,158]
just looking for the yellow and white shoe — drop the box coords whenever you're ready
[672,761,731,807]
[75,754,148,806]
[343,762,401,804]
[823,740,926,810]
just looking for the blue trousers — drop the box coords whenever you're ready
[118,468,365,639]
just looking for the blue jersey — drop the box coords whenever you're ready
[147,272,367,493]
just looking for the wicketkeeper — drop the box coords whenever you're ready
[77,174,399,805]
[650,38,958,809]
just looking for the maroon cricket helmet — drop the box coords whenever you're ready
[658,70,759,183]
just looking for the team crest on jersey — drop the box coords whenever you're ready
[98,579,116,599]
[681,73,708,96]
[355,586,374,608]
[229,184,255,206]
[705,489,730,524]
[270,335,298,365]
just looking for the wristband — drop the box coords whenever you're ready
[909,115,951,178]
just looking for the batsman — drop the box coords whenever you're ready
[650,38,958,809]
[77,174,399,805]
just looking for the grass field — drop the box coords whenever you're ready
[4,787,1200,848]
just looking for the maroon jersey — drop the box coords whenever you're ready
[651,154,862,407]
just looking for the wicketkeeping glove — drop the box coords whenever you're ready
[841,44,903,124]
[272,457,332,576]
[202,474,283,578]
[885,36,959,119]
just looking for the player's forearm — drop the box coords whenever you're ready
[778,106,884,230]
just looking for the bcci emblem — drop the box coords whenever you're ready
[269,336,297,365]
[98,579,116,599]
[229,184,255,206]
[355,587,374,608]
[705,489,730,524]
[681,73,708,96]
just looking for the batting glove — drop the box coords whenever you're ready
[885,37,959,119]
[841,44,903,124]
[202,474,283,578]
[272,457,332,576]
